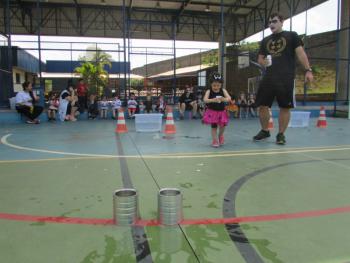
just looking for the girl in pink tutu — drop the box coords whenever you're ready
[203,72,231,147]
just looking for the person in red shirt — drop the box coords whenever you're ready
[76,78,88,112]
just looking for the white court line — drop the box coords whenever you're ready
[2,133,350,160]
[1,134,118,158]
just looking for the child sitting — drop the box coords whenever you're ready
[145,90,153,113]
[226,95,239,118]
[99,96,109,119]
[112,95,122,119]
[237,92,248,118]
[197,93,205,118]
[156,94,167,114]
[88,94,99,120]
[247,93,257,117]
[127,93,138,118]
[48,93,59,121]
[139,101,146,114]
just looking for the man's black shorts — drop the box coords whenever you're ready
[179,102,193,111]
[255,76,295,108]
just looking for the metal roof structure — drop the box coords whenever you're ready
[2,0,328,42]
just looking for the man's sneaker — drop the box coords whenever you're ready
[276,133,286,145]
[253,130,271,141]
[219,135,225,145]
[211,139,220,148]
[179,115,184,120]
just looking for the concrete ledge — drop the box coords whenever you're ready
[0,110,47,124]
[0,106,342,124]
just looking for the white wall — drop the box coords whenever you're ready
[12,68,26,92]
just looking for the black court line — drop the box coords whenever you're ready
[116,134,153,263]
[223,158,349,263]
[127,133,201,263]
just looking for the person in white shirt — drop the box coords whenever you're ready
[58,84,78,122]
[112,95,122,119]
[99,96,109,119]
[15,81,43,124]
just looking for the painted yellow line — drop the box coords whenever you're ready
[2,133,350,161]
[0,156,118,164]
[158,144,350,156]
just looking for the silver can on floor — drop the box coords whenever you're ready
[158,188,183,225]
[113,188,139,226]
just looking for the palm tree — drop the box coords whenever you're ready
[75,46,112,95]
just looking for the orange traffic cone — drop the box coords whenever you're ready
[268,109,274,130]
[316,106,327,128]
[164,106,176,134]
[115,108,128,133]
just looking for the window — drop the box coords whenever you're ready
[198,70,206,87]
[15,73,21,84]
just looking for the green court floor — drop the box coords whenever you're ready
[1,117,350,263]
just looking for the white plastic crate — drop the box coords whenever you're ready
[288,111,311,127]
[9,97,16,110]
[135,113,163,132]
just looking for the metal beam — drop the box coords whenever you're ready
[174,0,191,22]
[142,0,260,10]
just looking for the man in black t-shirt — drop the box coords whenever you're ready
[253,13,313,145]
[178,85,198,120]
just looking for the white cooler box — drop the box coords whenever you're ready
[288,111,311,127]
[135,113,163,132]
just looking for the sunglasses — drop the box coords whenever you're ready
[268,19,279,24]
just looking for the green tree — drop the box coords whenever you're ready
[201,50,219,66]
[75,46,112,95]
[130,78,144,96]
[238,41,260,52]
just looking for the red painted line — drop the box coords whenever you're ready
[0,213,114,225]
[181,205,350,225]
[1,205,350,226]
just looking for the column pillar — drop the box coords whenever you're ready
[218,39,227,90]
[338,0,349,105]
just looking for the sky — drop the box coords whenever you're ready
[3,0,339,70]
[244,0,338,42]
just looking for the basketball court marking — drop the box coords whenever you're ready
[299,152,350,170]
[2,133,350,159]
[1,204,350,226]
[223,158,350,262]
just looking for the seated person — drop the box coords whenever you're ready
[178,85,198,119]
[237,92,248,118]
[58,84,78,121]
[88,94,99,119]
[99,96,109,119]
[155,94,167,114]
[247,93,257,117]
[48,93,59,121]
[226,94,239,118]
[145,90,153,113]
[196,92,205,118]
[139,101,146,114]
[15,81,43,124]
[111,95,122,119]
[127,92,138,118]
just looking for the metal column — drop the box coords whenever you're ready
[36,0,43,87]
[3,0,14,104]
[122,0,127,100]
[334,0,341,116]
[219,0,225,78]
[172,21,177,103]
[303,0,309,106]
